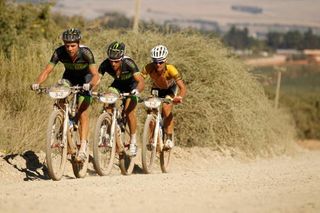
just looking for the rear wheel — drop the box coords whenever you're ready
[141,114,157,174]
[46,110,67,181]
[160,132,173,173]
[70,127,89,178]
[118,125,135,175]
[92,112,116,176]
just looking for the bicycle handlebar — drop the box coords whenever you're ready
[140,96,172,104]
[32,85,85,94]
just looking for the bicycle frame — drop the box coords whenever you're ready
[149,107,163,150]
[53,86,82,148]
[92,91,136,175]
[141,91,172,174]
[35,84,87,180]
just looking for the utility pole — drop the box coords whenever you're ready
[133,0,141,33]
[274,66,286,109]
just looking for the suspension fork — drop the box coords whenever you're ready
[153,109,161,148]
[62,102,70,147]
[70,92,78,118]
[109,107,118,147]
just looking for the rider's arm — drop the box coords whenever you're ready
[176,79,186,98]
[133,73,145,93]
[88,64,100,90]
[126,58,145,93]
[167,64,186,103]
[83,47,100,89]
[35,63,55,84]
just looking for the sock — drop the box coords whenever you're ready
[80,139,87,152]
[130,133,136,145]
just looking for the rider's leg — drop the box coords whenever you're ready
[162,103,174,135]
[163,103,174,148]
[76,96,91,160]
[125,98,138,155]
[125,98,138,143]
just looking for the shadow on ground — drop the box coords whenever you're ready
[3,150,50,181]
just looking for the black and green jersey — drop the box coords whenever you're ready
[98,56,140,93]
[50,45,95,86]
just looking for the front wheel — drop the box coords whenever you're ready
[141,114,157,174]
[92,112,116,176]
[46,110,68,181]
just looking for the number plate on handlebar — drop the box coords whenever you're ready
[48,86,71,99]
[144,97,161,109]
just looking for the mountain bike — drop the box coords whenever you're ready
[141,90,172,174]
[34,80,89,181]
[92,91,136,176]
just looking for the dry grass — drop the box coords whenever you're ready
[0,29,297,157]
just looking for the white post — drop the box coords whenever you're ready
[133,0,141,33]
[274,67,285,109]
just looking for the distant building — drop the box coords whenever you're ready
[303,49,320,63]
[276,49,301,56]
[231,5,263,14]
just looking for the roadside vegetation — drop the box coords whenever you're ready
[252,65,320,139]
[0,0,296,157]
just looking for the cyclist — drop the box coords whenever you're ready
[31,28,100,162]
[98,41,144,156]
[140,44,186,149]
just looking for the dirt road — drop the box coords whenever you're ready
[1,147,320,213]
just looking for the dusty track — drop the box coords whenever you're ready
[1,146,320,213]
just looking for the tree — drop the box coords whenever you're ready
[303,29,320,49]
[283,30,303,49]
[222,26,253,49]
[266,32,283,50]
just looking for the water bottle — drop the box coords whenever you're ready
[69,119,74,130]
[71,107,76,117]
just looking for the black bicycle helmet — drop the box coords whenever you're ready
[62,28,81,42]
[107,41,125,60]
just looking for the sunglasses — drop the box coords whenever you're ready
[109,59,121,63]
[153,61,165,65]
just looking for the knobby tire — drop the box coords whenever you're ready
[142,114,157,174]
[70,128,89,178]
[93,112,116,176]
[46,110,67,181]
[118,124,135,175]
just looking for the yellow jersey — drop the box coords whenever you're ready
[141,63,182,89]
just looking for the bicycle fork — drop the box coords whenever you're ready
[108,107,118,148]
[62,103,70,148]
[152,110,162,149]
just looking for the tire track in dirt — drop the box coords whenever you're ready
[1,146,320,212]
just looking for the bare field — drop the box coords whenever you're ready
[52,0,320,28]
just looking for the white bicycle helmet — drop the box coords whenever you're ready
[150,45,168,61]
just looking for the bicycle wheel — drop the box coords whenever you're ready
[46,110,68,181]
[70,128,89,178]
[92,112,116,176]
[118,125,136,175]
[141,114,157,174]
[160,131,172,173]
